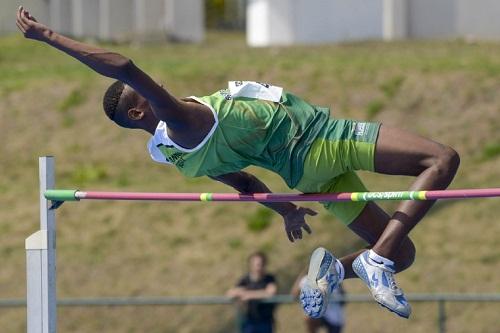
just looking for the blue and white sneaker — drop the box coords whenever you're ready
[299,247,343,318]
[352,250,411,319]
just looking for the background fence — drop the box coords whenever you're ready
[2,293,499,333]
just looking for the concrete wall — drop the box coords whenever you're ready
[0,0,204,43]
[0,0,50,34]
[247,0,500,45]
[247,0,384,46]
[165,0,205,42]
[98,0,135,41]
[383,0,408,40]
[134,0,165,36]
[246,0,294,46]
[457,0,500,40]
[6,0,499,43]
[407,0,457,39]
[72,0,100,37]
[405,0,500,40]
[294,0,382,43]
[48,0,73,35]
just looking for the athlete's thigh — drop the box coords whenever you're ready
[321,171,369,225]
[347,202,391,245]
[374,125,453,176]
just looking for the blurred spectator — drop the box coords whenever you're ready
[227,252,278,333]
[291,270,346,333]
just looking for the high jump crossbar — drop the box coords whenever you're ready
[44,187,500,208]
[26,157,500,333]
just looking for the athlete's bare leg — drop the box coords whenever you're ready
[301,126,458,318]
[337,125,458,277]
[338,202,416,279]
[370,125,459,259]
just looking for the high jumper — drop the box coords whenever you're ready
[16,6,461,319]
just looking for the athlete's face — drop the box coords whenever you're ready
[114,86,155,129]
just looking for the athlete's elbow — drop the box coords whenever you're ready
[115,58,135,82]
[240,173,260,193]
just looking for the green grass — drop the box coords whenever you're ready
[68,164,109,186]
[481,143,500,161]
[380,75,405,99]
[0,33,499,333]
[246,207,274,232]
[365,99,385,119]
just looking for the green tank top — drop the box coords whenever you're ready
[149,88,330,188]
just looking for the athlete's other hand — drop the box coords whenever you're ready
[283,206,316,242]
[16,6,50,41]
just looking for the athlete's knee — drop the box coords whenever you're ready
[397,238,416,272]
[434,146,460,179]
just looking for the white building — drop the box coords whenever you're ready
[247,0,500,46]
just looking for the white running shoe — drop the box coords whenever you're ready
[352,250,412,318]
[299,247,343,318]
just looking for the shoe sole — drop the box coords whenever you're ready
[307,247,326,286]
[353,253,410,319]
[300,247,336,318]
[307,247,336,285]
[376,301,410,319]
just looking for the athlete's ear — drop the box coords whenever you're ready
[127,108,144,121]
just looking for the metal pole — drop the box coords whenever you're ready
[26,157,57,333]
[438,300,446,333]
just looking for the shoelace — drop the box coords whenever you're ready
[384,270,402,293]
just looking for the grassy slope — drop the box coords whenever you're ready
[0,33,499,332]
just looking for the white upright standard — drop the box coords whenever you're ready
[25,156,57,333]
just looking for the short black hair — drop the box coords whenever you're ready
[103,80,125,121]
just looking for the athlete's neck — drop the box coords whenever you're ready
[144,119,160,135]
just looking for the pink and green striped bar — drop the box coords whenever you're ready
[45,188,500,204]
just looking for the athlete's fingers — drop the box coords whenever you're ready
[16,21,26,33]
[18,10,28,27]
[16,7,25,27]
[16,17,28,31]
[24,10,33,21]
[293,229,302,240]
[19,8,31,26]
[23,9,36,22]
[20,7,26,21]
[303,223,312,234]
[286,231,294,242]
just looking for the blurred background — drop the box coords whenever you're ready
[0,0,499,332]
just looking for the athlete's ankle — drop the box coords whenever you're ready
[368,249,395,270]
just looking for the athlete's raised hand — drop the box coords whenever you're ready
[283,206,316,242]
[16,6,50,41]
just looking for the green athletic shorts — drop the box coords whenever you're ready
[295,119,381,225]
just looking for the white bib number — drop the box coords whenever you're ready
[228,81,283,102]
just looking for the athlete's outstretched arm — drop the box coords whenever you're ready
[15,6,191,129]
[210,172,316,242]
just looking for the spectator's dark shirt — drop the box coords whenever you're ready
[237,274,276,323]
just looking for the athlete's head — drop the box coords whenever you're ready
[102,80,157,130]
